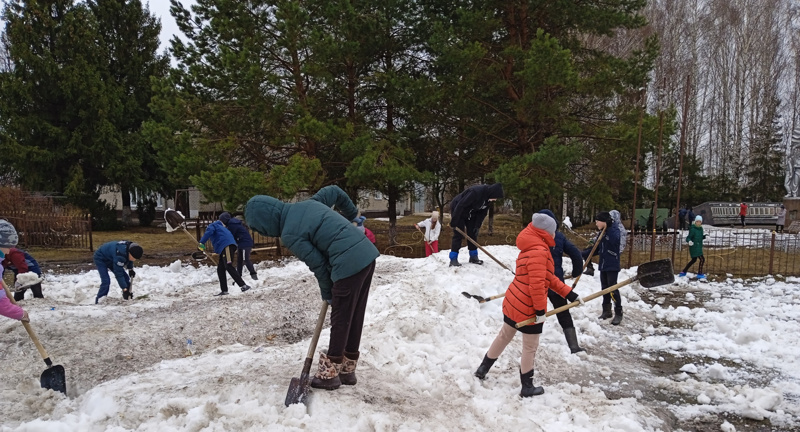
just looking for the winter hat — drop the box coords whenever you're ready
[0,220,19,248]
[694,215,703,223]
[218,212,232,225]
[128,243,143,259]
[594,211,613,224]
[430,211,439,220]
[531,213,557,238]
[536,209,559,227]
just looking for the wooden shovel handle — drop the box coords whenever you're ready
[570,226,606,289]
[183,227,218,265]
[2,282,52,364]
[302,301,330,374]
[454,227,515,275]
[515,276,637,328]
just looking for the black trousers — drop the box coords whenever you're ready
[548,288,574,329]
[237,246,256,276]
[450,218,482,254]
[328,260,376,357]
[13,282,43,301]
[217,245,245,292]
[601,271,621,307]
[682,255,705,274]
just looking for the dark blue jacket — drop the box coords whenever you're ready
[199,220,237,252]
[245,186,379,300]
[449,184,504,229]
[582,224,621,272]
[94,241,135,289]
[679,208,687,221]
[537,210,583,281]
[219,212,254,248]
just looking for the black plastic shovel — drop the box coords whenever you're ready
[285,300,329,407]
[5,289,66,394]
[515,258,675,328]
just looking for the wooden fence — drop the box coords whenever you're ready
[0,211,93,251]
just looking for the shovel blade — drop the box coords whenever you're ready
[637,259,675,288]
[285,376,310,407]
[191,251,208,261]
[164,208,187,232]
[41,365,67,394]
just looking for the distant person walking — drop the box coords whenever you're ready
[679,215,706,279]
[739,202,748,227]
[776,205,786,233]
[678,206,687,230]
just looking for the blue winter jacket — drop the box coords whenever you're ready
[537,210,583,281]
[94,241,135,289]
[219,212,254,248]
[244,186,380,300]
[586,223,621,272]
[199,220,237,253]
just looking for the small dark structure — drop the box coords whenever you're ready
[693,202,781,226]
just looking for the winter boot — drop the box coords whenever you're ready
[519,369,544,397]
[250,273,258,281]
[310,352,343,390]
[214,291,229,296]
[240,284,251,293]
[449,251,462,267]
[583,265,595,276]
[611,306,623,325]
[598,303,612,320]
[339,351,359,386]
[469,252,484,265]
[474,354,497,380]
[563,327,585,354]
[678,272,687,277]
[696,274,706,280]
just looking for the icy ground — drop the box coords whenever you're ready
[1,246,799,431]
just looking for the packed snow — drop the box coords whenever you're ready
[1,245,799,431]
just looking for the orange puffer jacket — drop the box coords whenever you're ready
[502,223,574,326]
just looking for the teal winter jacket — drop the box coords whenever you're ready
[686,224,705,258]
[244,186,380,300]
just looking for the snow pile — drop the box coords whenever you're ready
[1,246,798,431]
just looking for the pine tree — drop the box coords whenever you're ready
[744,105,785,202]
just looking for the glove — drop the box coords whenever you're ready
[688,241,694,246]
[128,269,136,279]
[533,310,546,325]
[566,291,584,306]
[198,243,206,251]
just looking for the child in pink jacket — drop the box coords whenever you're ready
[0,220,29,322]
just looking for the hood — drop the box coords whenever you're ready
[487,183,504,200]
[244,195,286,237]
[218,212,232,225]
[537,209,559,228]
[610,210,622,225]
[517,223,555,251]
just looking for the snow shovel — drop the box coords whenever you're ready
[3,283,66,394]
[454,227,515,275]
[285,300,329,407]
[164,209,218,265]
[515,258,674,328]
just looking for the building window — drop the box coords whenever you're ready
[374,191,383,200]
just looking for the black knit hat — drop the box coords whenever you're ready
[594,211,613,224]
[128,243,143,259]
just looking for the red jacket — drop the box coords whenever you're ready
[1,248,28,273]
[365,228,376,244]
[502,223,574,326]
[739,204,748,216]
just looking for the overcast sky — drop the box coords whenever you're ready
[148,0,197,55]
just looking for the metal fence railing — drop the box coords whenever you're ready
[0,211,93,251]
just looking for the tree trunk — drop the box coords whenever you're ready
[387,184,398,246]
[121,185,132,227]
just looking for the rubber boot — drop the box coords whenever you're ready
[598,303,612,320]
[519,369,544,397]
[611,306,623,325]
[583,265,595,276]
[339,351,359,386]
[469,254,484,265]
[563,327,585,354]
[449,251,461,267]
[310,352,343,390]
[474,354,496,380]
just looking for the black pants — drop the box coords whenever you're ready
[777,224,784,233]
[237,246,256,276]
[217,245,245,292]
[450,218,482,254]
[740,215,746,226]
[548,288,574,329]
[328,260,376,357]
[682,255,705,274]
[13,282,43,301]
[601,271,621,307]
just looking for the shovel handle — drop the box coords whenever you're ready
[454,227,515,275]
[571,226,606,289]
[515,276,637,328]
[2,282,52,365]
[183,227,218,265]
[302,301,330,374]
[480,292,506,303]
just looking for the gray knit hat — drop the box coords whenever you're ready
[0,220,19,248]
[531,213,557,238]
